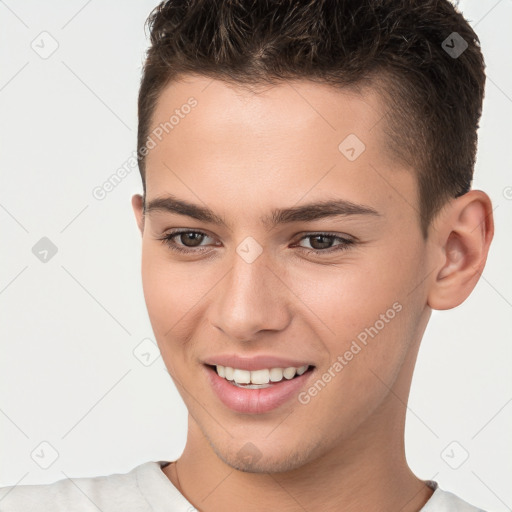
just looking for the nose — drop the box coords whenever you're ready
[209,246,292,342]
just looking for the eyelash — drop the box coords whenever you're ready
[157,229,355,255]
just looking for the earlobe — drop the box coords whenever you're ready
[131,194,145,235]
[427,190,494,310]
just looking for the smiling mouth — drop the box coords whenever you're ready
[206,364,315,389]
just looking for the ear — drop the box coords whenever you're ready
[427,190,494,310]
[131,194,145,235]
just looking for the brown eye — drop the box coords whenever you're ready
[158,230,214,253]
[296,233,355,254]
[308,235,336,250]
[177,232,206,247]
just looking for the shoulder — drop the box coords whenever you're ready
[0,461,161,512]
[421,482,487,512]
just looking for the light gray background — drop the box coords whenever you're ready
[1,1,511,510]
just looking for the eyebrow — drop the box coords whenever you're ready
[144,194,381,230]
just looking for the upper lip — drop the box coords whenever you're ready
[203,354,313,371]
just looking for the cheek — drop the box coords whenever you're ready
[292,270,416,438]
[140,246,196,338]
[140,245,223,361]
[289,253,410,343]
[290,246,422,387]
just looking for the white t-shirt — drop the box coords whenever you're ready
[0,460,486,511]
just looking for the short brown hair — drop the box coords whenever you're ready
[137,0,486,236]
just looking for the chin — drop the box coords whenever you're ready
[210,436,319,474]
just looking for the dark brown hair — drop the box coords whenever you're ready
[137,0,486,236]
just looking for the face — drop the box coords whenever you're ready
[132,74,434,473]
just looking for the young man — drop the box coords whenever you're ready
[0,0,494,510]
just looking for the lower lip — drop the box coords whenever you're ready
[205,365,314,414]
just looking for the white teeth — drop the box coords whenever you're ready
[214,364,310,385]
[233,369,251,384]
[297,365,308,376]
[269,368,283,382]
[283,367,297,379]
[251,369,270,385]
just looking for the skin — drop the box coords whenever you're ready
[131,74,493,512]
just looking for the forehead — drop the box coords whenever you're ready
[144,74,417,228]
[149,74,389,153]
